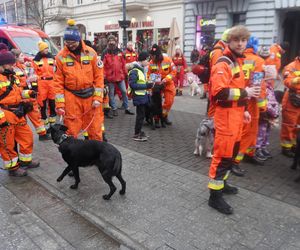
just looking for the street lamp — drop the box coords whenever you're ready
[118,0,131,50]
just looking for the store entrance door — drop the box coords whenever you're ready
[283,11,300,62]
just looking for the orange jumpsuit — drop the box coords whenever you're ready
[208,47,247,190]
[172,54,187,91]
[33,54,56,124]
[0,74,34,170]
[280,57,300,150]
[148,55,177,117]
[54,42,104,141]
[234,48,266,163]
[207,41,227,118]
[14,62,47,136]
[264,44,284,88]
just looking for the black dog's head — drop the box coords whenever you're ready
[49,124,68,145]
[152,83,164,94]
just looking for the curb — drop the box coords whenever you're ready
[30,172,148,250]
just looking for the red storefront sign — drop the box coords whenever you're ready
[105,21,154,30]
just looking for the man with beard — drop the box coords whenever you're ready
[207,26,261,214]
[102,35,134,116]
[54,19,104,141]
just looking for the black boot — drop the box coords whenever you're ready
[164,116,172,125]
[208,190,233,214]
[231,162,245,177]
[222,181,238,195]
[105,109,113,119]
[155,119,161,128]
[175,89,179,96]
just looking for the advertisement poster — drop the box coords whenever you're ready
[195,16,216,50]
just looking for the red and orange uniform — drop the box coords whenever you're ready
[280,57,300,151]
[208,47,248,190]
[172,53,187,92]
[148,55,177,117]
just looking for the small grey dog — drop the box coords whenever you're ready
[194,117,214,158]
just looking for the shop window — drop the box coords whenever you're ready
[158,28,170,53]
[232,13,246,26]
[136,29,153,53]
[195,16,216,50]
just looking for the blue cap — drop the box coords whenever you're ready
[63,19,81,42]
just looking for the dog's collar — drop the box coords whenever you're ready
[57,134,69,145]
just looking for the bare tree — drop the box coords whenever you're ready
[24,0,63,30]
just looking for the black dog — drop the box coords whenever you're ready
[145,83,166,129]
[50,124,126,200]
[291,132,300,182]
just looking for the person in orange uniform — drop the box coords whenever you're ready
[148,44,176,125]
[0,45,40,177]
[280,53,300,157]
[207,29,230,118]
[208,26,261,214]
[172,46,187,96]
[231,36,267,176]
[54,19,104,141]
[33,41,56,129]
[11,49,51,141]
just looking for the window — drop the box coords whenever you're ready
[62,0,67,5]
[77,0,83,4]
[50,0,55,6]
[232,13,246,26]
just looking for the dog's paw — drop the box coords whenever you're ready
[57,177,63,182]
[119,189,126,195]
[68,171,74,177]
[102,194,111,200]
[70,184,78,189]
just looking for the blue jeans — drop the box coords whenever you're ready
[108,80,128,110]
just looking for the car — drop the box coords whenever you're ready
[0,24,59,59]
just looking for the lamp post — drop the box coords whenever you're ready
[118,0,131,50]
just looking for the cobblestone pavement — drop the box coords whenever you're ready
[28,141,300,250]
[104,90,300,208]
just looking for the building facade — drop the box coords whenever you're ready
[184,0,300,61]
[44,0,184,53]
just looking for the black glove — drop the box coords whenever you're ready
[0,121,9,128]
[147,82,154,89]
[29,90,37,98]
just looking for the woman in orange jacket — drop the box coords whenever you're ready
[33,41,56,128]
[172,46,187,96]
[11,49,50,141]
[0,45,39,177]
[148,44,177,125]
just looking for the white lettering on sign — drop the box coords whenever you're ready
[200,19,216,27]
[105,21,154,30]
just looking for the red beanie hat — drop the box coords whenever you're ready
[0,43,16,66]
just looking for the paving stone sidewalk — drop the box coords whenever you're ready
[0,183,74,250]
[29,140,300,250]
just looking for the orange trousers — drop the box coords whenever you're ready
[235,100,259,162]
[37,79,56,106]
[64,91,103,141]
[27,99,46,135]
[162,87,176,117]
[208,106,244,190]
[280,91,300,149]
[0,111,33,170]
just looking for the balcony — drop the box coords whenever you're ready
[108,0,149,11]
[45,5,74,20]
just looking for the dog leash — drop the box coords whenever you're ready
[58,108,96,137]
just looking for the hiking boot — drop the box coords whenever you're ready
[178,90,183,96]
[261,148,272,159]
[125,109,134,115]
[164,117,172,125]
[222,181,238,195]
[9,168,27,177]
[140,131,149,138]
[208,190,233,215]
[282,148,295,158]
[175,89,179,96]
[243,154,265,166]
[105,109,113,119]
[132,134,147,142]
[39,134,52,141]
[231,163,245,177]
[20,160,40,169]
[112,109,118,117]
[200,93,207,99]
[254,149,268,161]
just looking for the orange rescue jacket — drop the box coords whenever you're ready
[283,57,300,94]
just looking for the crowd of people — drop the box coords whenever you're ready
[0,19,298,216]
